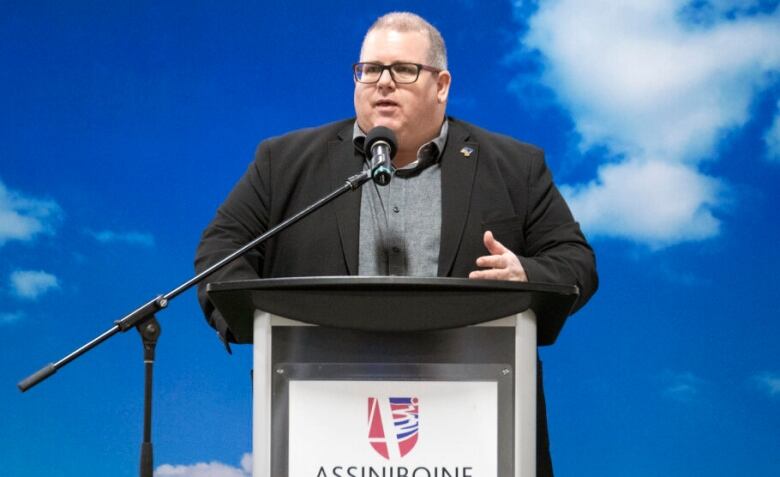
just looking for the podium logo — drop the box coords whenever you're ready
[367,397,419,459]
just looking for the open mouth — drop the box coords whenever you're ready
[375,99,399,108]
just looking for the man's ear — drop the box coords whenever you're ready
[436,70,451,104]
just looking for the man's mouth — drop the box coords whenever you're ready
[374,99,399,108]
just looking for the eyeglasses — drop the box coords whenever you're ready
[353,62,441,84]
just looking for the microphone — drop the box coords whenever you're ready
[365,126,398,186]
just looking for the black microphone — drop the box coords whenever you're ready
[365,126,398,186]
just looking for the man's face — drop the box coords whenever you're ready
[354,29,450,154]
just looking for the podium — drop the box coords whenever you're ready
[208,277,577,477]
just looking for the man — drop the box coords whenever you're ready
[195,12,597,475]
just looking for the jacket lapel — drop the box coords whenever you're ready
[328,123,363,275]
[438,120,478,276]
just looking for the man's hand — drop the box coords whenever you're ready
[468,231,528,282]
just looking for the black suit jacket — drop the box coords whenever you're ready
[196,117,597,337]
[194,117,598,476]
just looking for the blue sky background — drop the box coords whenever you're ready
[2,1,779,476]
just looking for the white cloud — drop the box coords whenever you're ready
[765,100,780,161]
[519,0,780,247]
[10,270,60,300]
[87,230,155,247]
[753,372,780,397]
[155,453,251,477]
[662,371,705,401]
[0,179,62,246]
[0,311,24,325]
[561,159,721,248]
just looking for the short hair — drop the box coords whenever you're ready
[361,12,448,70]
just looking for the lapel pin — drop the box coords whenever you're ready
[460,146,474,157]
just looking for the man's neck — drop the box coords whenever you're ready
[393,149,418,169]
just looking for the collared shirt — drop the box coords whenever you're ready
[353,120,448,276]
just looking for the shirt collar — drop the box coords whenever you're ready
[352,119,449,174]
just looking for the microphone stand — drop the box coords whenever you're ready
[138,316,160,477]
[17,167,373,477]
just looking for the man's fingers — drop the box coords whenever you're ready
[475,254,506,269]
[472,231,529,282]
[469,268,511,280]
[483,230,509,255]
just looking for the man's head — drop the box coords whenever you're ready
[354,12,451,160]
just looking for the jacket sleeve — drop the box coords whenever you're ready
[517,152,598,314]
[193,141,272,346]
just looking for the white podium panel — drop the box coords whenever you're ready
[289,380,497,475]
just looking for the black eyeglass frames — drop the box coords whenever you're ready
[353,62,442,84]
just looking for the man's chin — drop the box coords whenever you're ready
[368,118,402,134]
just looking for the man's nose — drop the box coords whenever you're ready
[377,68,396,88]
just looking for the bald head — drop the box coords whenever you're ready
[361,12,448,70]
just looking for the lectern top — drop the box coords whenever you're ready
[207,276,578,345]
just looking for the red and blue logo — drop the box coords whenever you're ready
[367,397,419,459]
